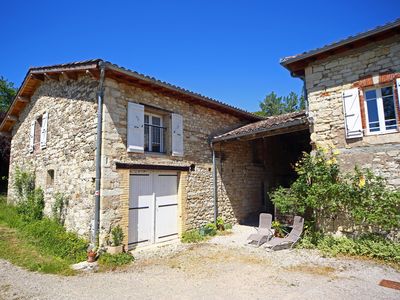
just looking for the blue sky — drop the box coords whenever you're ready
[2,1,399,112]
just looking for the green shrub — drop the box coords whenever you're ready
[270,146,400,232]
[225,223,232,230]
[22,218,88,262]
[298,233,400,263]
[200,223,217,236]
[16,187,45,221]
[111,225,124,246]
[181,229,205,243]
[13,167,35,201]
[52,192,69,225]
[13,168,45,221]
[98,252,134,268]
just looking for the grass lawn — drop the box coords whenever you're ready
[0,225,75,275]
[0,195,85,275]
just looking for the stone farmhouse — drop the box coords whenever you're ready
[1,19,399,248]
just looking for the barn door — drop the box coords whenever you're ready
[154,173,179,242]
[128,173,154,246]
[128,171,179,248]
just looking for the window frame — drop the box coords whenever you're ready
[144,112,165,153]
[363,84,398,135]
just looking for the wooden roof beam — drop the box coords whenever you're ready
[61,71,78,80]
[7,115,18,122]
[44,72,59,81]
[86,69,99,80]
[17,96,30,103]
[30,73,44,81]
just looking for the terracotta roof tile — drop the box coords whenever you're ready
[213,110,307,141]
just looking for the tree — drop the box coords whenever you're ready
[255,91,305,117]
[0,76,17,193]
[0,76,17,112]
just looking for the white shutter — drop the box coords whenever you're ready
[396,78,400,109]
[40,112,48,149]
[29,120,35,153]
[342,88,363,139]
[127,102,144,153]
[171,113,184,157]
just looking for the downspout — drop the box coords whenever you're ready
[93,62,106,246]
[211,141,218,224]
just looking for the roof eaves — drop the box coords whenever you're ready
[104,62,261,121]
[213,117,308,142]
[280,18,400,67]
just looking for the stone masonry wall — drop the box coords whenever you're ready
[99,78,255,242]
[306,34,400,187]
[8,75,98,237]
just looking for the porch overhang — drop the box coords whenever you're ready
[212,111,309,142]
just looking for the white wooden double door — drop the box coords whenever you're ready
[128,171,179,247]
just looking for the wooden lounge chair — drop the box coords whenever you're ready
[247,213,273,247]
[264,216,304,251]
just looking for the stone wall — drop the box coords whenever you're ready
[305,34,400,187]
[8,75,98,237]
[99,78,255,241]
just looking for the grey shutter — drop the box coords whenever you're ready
[127,102,144,153]
[171,113,184,157]
[40,112,48,149]
[342,88,363,139]
[396,78,400,110]
[29,120,35,153]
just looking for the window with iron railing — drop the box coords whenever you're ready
[144,113,166,153]
[364,85,398,135]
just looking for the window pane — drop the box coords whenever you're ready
[152,116,161,126]
[382,95,397,130]
[365,90,377,100]
[144,115,149,124]
[381,86,393,97]
[366,98,380,132]
[144,124,149,151]
[151,126,161,152]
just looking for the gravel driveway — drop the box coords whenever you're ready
[1,225,399,300]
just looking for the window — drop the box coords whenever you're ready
[34,116,43,151]
[144,113,165,153]
[29,112,48,153]
[364,85,398,134]
[47,169,55,186]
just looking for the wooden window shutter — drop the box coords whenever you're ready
[396,78,400,119]
[171,113,184,157]
[342,88,363,139]
[29,120,35,153]
[127,102,144,153]
[40,112,48,149]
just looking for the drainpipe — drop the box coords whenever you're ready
[299,75,309,116]
[93,62,106,246]
[211,141,218,224]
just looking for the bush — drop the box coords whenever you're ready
[299,233,400,263]
[13,168,45,221]
[21,218,88,262]
[270,146,400,232]
[181,230,205,243]
[98,252,134,268]
[200,223,217,236]
[111,225,124,246]
[52,192,69,225]
[16,187,45,221]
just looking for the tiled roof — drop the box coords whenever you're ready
[281,18,400,66]
[213,110,307,141]
[28,59,260,121]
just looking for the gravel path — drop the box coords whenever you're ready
[1,225,399,300]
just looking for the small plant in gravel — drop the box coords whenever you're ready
[181,229,205,243]
[98,252,134,269]
[111,225,124,246]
